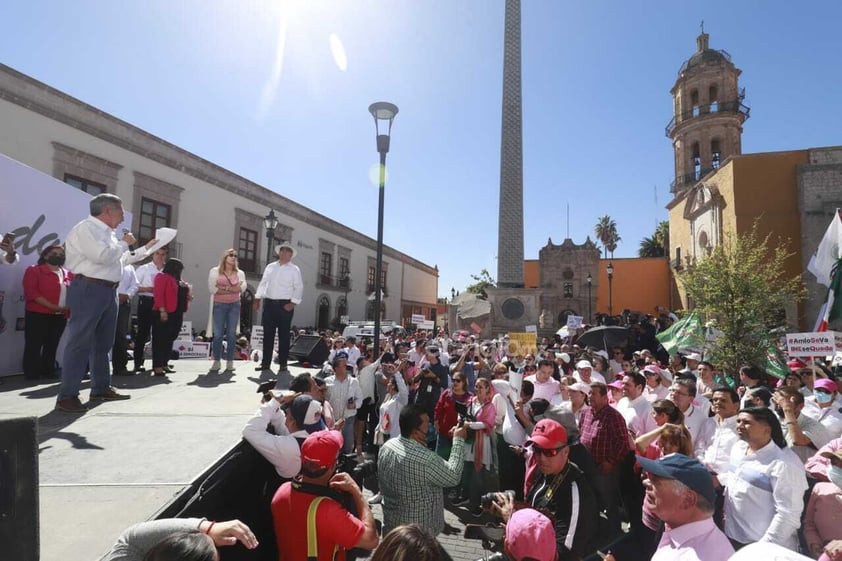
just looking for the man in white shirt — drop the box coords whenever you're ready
[344,336,361,375]
[112,264,138,376]
[617,372,657,438]
[56,194,153,413]
[668,379,714,457]
[242,392,326,479]
[774,385,831,464]
[325,354,362,454]
[574,359,606,385]
[133,246,167,373]
[254,241,303,372]
[524,359,561,402]
[702,386,740,527]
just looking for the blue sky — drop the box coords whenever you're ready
[2,1,841,298]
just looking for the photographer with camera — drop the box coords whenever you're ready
[451,343,485,393]
[271,430,379,561]
[491,419,600,561]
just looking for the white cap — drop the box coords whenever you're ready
[568,382,591,395]
[576,360,593,369]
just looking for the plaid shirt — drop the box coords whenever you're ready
[377,435,465,535]
[578,405,631,466]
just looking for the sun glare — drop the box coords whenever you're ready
[329,33,348,72]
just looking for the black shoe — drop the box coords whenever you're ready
[165,367,175,373]
[255,365,271,371]
[112,369,132,376]
[452,497,470,507]
[133,366,146,373]
[470,507,483,518]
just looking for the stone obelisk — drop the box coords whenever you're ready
[496,0,524,288]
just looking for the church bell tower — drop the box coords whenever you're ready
[666,30,750,195]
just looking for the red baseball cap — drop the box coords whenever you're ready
[301,430,343,476]
[528,419,568,449]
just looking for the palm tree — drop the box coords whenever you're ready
[606,228,621,258]
[638,235,665,257]
[594,215,615,259]
[654,220,670,255]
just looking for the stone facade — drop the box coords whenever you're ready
[496,0,524,288]
[798,148,842,328]
[537,237,600,328]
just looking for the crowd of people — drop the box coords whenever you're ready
[8,195,842,560]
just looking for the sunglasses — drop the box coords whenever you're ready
[533,444,569,457]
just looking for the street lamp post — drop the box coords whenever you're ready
[368,101,399,357]
[607,262,614,317]
[586,272,593,323]
[263,209,279,268]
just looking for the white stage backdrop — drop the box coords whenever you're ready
[0,153,132,376]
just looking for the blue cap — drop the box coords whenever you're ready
[636,453,715,504]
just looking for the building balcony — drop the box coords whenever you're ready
[317,274,353,291]
[665,99,751,137]
[669,167,718,194]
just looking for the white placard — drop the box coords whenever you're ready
[250,325,264,351]
[177,321,193,341]
[566,315,584,329]
[340,315,349,324]
[524,324,537,333]
[786,331,842,357]
[173,340,211,359]
[411,314,426,324]
[419,320,435,330]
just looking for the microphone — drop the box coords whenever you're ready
[122,229,135,250]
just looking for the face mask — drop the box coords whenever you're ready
[816,391,834,404]
[828,465,842,489]
[46,255,65,266]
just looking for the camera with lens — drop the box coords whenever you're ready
[479,489,515,510]
[338,453,379,494]
[454,401,476,428]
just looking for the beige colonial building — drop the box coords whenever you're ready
[0,64,439,332]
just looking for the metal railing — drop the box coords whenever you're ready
[317,273,352,291]
[669,167,718,193]
[665,100,751,137]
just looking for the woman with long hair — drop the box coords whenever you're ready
[22,244,72,380]
[370,524,452,561]
[152,259,189,376]
[207,249,246,373]
[456,377,496,517]
[434,370,473,460]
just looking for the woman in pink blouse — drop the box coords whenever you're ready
[207,249,246,373]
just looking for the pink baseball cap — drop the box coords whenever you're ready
[506,508,558,561]
[815,378,839,393]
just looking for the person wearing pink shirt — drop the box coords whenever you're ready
[525,359,561,403]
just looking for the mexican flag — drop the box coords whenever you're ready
[656,311,704,354]
[811,211,842,332]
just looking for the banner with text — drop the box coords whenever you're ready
[507,332,537,357]
[0,154,134,376]
[785,331,842,357]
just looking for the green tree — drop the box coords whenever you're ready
[465,268,496,299]
[595,215,618,259]
[639,221,670,257]
[638,235,665,257]
[678,223,805,377]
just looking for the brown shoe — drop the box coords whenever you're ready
[56,397,87,413]
[89,388,131,401]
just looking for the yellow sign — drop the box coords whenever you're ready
[507,332,537,356]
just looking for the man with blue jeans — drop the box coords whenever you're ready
[253,241,303,372]
[56,194,154,414]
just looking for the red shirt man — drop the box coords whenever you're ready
[271,430,378,561]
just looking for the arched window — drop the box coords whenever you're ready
[317,295,330,330]
[336,296,348,323]
[690,90,700,116]
[711,139,721,168]
[691,142,701,179]
[709,85,719,112]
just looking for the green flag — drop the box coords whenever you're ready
[656,311,705,355]
[764,343,790,380]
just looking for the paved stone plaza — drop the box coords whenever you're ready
[0,359,490,561]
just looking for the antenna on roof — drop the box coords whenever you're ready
[566,202,570,239]
[700,20,705,33]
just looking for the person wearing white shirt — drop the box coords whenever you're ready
[803,378,842,439]
[56,194,153,414]
[722,407,808,550]
[133,246,168,373]
[617,373,658,438]
[642,364,670,403]
[253,242,303,372]
[524,359,561,402]
[344,337,361,375]
[111,264,139,376]
[668,379,715,458]
[354,351,382,455]
[325,355,363,454]
[701,386,741,527]
[242,392,326,479]
[574,359,606,385]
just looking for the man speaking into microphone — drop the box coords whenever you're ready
[56,194,156,414]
